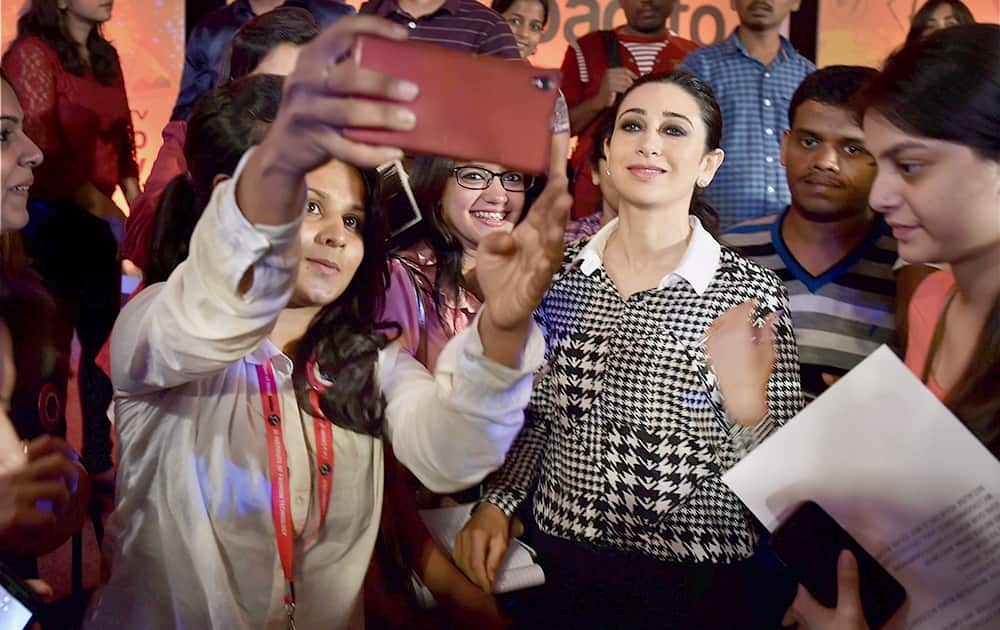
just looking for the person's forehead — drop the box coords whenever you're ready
[305,161,366,205]
[792,100,864,135]
[1,82,22,117]
[620,83,700,116]
[508,0,544,15]
[456,161,507,171]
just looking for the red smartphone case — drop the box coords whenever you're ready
[343,35,561,175]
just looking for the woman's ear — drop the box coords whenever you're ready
[212,173,231,189]
[698,148,725,188]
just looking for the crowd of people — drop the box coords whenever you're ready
[0,0,997,628]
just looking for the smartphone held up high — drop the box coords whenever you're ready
[343,35,561,175]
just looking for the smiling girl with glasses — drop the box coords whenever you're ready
[368,154,549,625]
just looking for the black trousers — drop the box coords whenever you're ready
[504,524,761,630]
[23,198,119,473]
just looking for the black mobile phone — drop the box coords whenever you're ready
[770,501,906,629]
[0,563,40,630]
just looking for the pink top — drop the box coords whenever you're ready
[903,269,957,401]
[381,243,481,372]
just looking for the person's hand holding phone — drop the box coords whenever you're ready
[236,16,421,227]
[783,550,870,630]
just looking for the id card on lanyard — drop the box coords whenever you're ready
[256,361,334,629]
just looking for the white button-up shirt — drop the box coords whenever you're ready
[84,157,544,629]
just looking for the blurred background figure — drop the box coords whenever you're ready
[170,0,354,122]
[3,0,140,490]
[904,0,976,47]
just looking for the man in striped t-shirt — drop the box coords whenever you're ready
[561,0,697,218]
[724,66,898,402]
[360,0,521,59]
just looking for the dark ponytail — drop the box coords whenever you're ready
[143,74,283,281]
[146,174,198,285]
[948,292,1000,455]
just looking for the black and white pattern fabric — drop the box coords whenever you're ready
[484,217,803,564]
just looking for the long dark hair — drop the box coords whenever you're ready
[862,23,1000,453]
[903,0,975,48]
[395,155,465,322]
[598,71,722,235]
[292,171,397,437]
[146,74,283,284]
[12,0,120,85]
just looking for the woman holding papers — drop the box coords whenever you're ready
[784,23,1000,630]
[455,71,804,628]
[865,24,1000,457]
[83,17,571,629]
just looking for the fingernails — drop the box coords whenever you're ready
[394,80,419,101]
[397,107,416,129]
[838,549,853,569]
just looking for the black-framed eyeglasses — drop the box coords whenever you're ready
[450,166,535,192]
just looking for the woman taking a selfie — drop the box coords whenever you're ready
[83,17,570,629]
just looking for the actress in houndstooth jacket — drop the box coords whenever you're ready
[454,71,805,629]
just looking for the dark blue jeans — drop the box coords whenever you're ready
[22,198,118,473]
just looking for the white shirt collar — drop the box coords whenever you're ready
[573,215,721,295]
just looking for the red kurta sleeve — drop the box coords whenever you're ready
[2,37,87,197]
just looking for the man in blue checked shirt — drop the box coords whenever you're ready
[680,0,815,230]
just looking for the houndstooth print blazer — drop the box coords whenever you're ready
[483,218,804,564]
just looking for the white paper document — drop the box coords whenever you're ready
[723,346,1000,629]
[418,503,546,594]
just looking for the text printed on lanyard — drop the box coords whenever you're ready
[255,361,334,628]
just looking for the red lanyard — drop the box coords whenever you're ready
[256,361,334,628]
